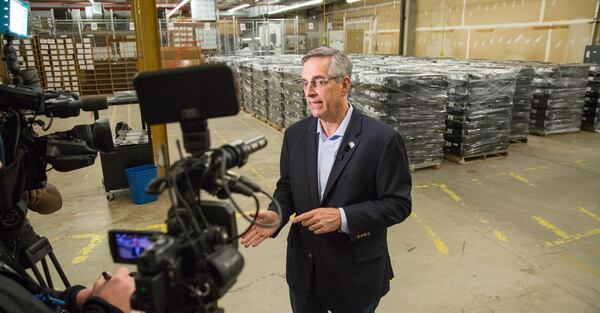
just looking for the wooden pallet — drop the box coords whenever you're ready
[267,120,284,132]
[253,113,284,132]
[242,106,254,115]
[410,162,442,172]
[445,150,508,164]
[509,137,528,144]
[529,129,580,137]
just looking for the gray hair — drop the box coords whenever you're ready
[301,47,353,78]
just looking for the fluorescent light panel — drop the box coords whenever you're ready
[345,0,361,3]
[228,3,250,13]
[166,0,190,19]
[268,0,322,15]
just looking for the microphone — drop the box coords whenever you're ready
[79,95,108,111]
[336,140,356,160]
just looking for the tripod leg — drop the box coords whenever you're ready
[49,251,71,288]
[41,258,54,289]
[30,263,48,288]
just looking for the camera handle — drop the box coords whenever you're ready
[17,234,71,289]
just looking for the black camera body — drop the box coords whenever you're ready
[0,36,113,233]
[0,33,114,291]
[0,83,113,229]
[108,64,273,313]
[110,201,243,313]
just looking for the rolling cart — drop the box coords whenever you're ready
[94,94,155,200]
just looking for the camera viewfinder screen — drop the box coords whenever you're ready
[115,233,153,260]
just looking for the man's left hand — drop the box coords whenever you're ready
[293,208,341,235]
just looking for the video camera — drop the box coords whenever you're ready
[0,30,113,288]
[0,75,114,233]
[108,64,282,313]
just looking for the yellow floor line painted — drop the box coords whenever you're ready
[212,129,228,144]
[70,233,106,264]
[414,184,431,189]
[413,183,463,204]
[575,160,585,166]
[145,223,167,233]
[249,167,275,192]
[523,165,549,172]
[494,229,508,241]
[415,183,509,243]
[578,207,600,222]
[532,216,571,239]
[558,252,600,277]
[432,183,463,204]
[546,228,600,247]
[238,117,266,135]
[507,172,538,187]
[411,211,448,256]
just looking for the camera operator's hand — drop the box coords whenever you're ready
[22,187,46,207]
[240,211,279,248]
[22,183,63,214]
[75,287,93,310]
[89,267,135,313]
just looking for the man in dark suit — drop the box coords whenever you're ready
[240,47,412,313]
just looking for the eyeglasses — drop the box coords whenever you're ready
[296,77,340,89]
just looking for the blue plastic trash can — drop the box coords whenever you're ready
[124,164,158,204]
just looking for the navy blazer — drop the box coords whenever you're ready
[268,110,412,311]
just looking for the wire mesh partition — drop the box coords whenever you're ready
[218,18,307,55]
[5,18,220,95]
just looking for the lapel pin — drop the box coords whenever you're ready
[348,141,355,150]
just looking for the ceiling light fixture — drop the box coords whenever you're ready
[228,3,250,13]
[166,0,191,19]
[267,0,322,15]
[345,0,361,3]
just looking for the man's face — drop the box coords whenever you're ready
[301,56,349,121]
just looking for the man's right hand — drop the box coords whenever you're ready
[240,211,279,248]
[90,267,135,313]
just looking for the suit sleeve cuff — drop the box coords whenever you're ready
[339,207,349,233]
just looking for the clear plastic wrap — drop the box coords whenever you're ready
[530,64,589,135]
[441,66,517,157]
[582,66,600,132]
[351,68,447,166]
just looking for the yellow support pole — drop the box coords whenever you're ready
[131,0,170,176]
[0,60,9,83]
[0,42,9,83]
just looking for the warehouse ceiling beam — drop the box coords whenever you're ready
[131,0,170,175]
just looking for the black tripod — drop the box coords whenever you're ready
[0,214,70,289]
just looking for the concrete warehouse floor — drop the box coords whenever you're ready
[27,103,600,313]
